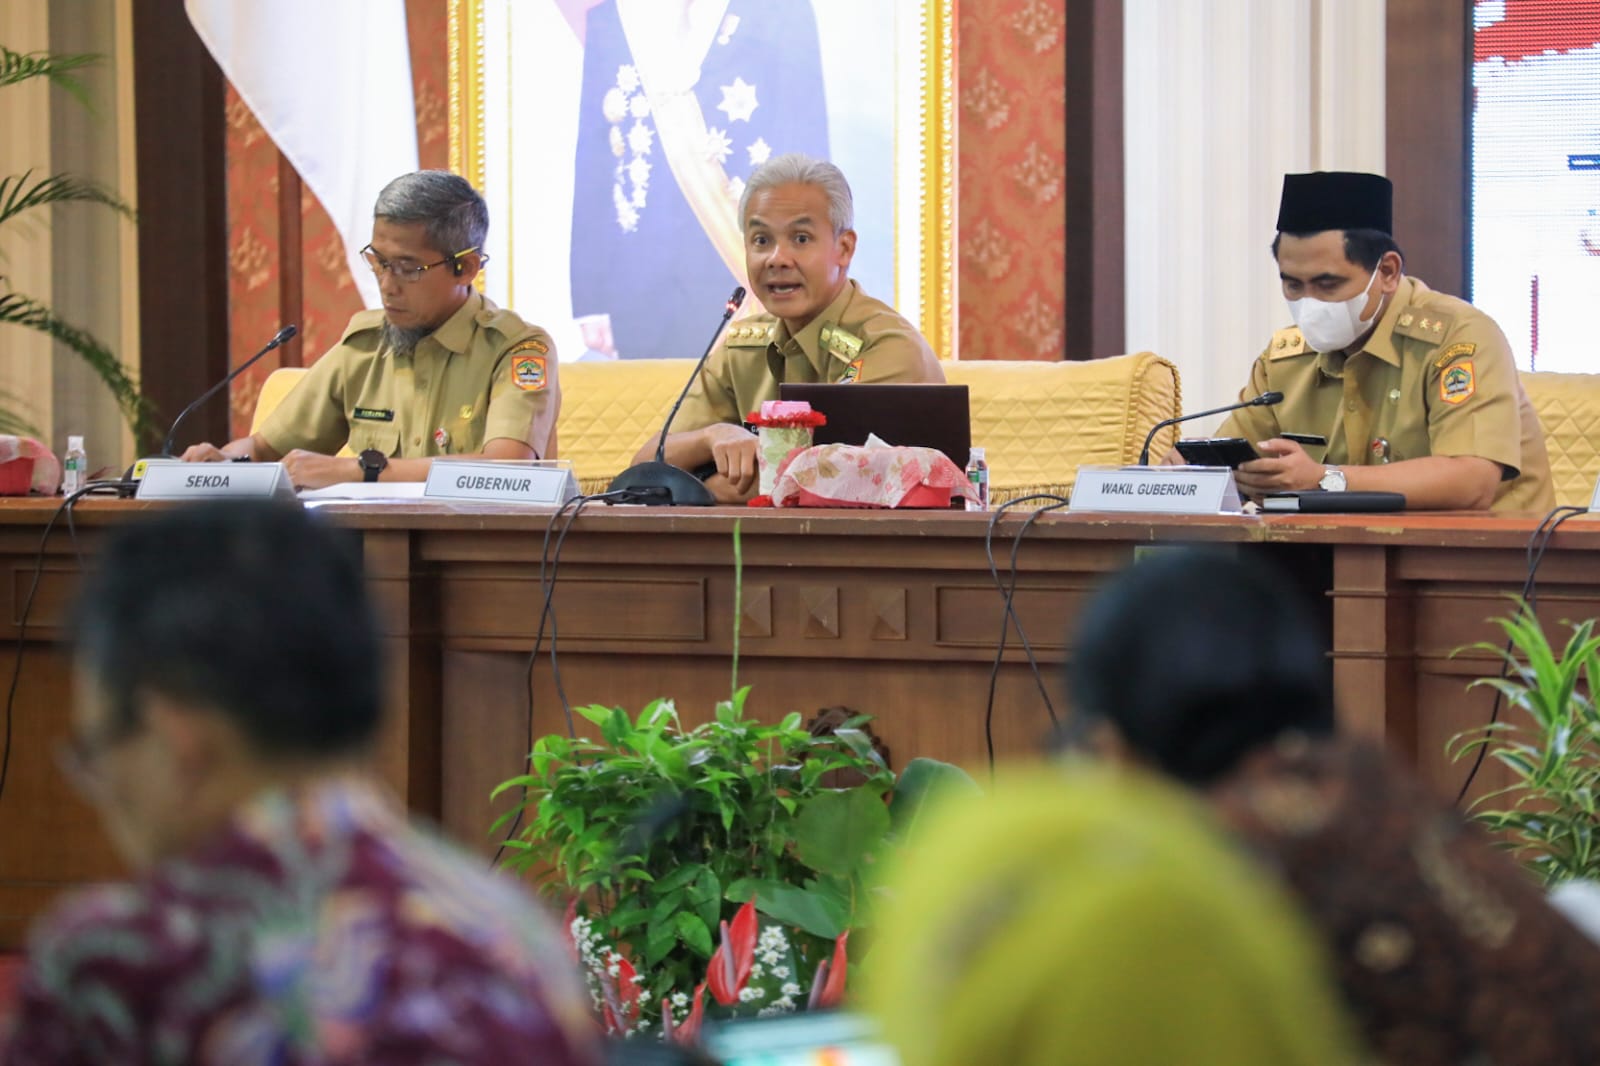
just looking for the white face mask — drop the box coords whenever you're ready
[1287,266,1383,353]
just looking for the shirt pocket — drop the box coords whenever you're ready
[346,423,401,457]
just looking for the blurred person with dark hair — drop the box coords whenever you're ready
[1,502,599,1066]
[1065,549,1600,1065]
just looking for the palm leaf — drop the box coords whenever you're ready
[0,290,155,439]
[0,384,39,436]
[0,170,134,231]
[0,46,98,109]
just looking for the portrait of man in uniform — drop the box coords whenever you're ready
[569,0,830,361]
[457,0,924,365]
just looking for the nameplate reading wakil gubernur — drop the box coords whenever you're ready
[423,459,579,506]
[1068,465,1244,515]
[135,460,297,500]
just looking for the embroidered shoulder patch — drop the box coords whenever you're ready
[1440,361,1475,405]
[512,354,547,392]
[1434,341,1475,369]
[509,336,549,357]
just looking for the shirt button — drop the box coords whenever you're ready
[413,436,422,446]
[1346,401,1357,412]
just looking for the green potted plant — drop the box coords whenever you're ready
[492,688,973,1042]
[1448,599,1600,887]
[2,46,152,438]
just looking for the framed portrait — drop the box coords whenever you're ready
[448,0,955,362]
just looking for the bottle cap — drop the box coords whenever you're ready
[67,435,84,450]
[968,447,985,461]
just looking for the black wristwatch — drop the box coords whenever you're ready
[357,448,389,483]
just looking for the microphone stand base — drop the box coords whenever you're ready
[606,461,716,506]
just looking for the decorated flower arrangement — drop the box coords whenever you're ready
[492,689,973,1042]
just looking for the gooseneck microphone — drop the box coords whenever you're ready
[162,324,298,458]
[1137,390,1285,466]
[607,287,746,505]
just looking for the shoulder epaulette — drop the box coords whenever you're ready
[1393,309,1453,345]
[340,308,388,344]
[474,306,540,341]
[725,322,773,348]
[1267,326,1311,360]
[819,322,863,361]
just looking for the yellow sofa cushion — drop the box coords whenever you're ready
[1522,371,1600,508]
[945,353,1181,503]
[250,367,310,434]
[558,360,704,496]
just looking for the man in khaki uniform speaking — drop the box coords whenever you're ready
[1179,171,1553,512]
[182,171,559,490]
[636,153,945,504]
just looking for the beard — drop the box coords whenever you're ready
[380,319,432,358]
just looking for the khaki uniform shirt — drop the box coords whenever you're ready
[259,291,559,460]
[1218,276,1553,512]
[674,279,944,431]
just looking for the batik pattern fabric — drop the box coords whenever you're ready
[1213,738,1600,1066]
[1,779,600,1066]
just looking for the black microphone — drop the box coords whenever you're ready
[1137,390,1284,466]
[162,324,298,458]
[607,287,746,505]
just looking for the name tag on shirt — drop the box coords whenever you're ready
[352,407,394,422]
[135,460,298,501]
[1069,466,1244,515]
[423,459,579,506]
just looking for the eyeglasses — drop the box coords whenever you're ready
[359,245,486,283]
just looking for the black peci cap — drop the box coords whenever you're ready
[1276,171,1393,235]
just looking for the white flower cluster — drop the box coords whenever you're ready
[753,925,800,1016]
[756,923,789,967]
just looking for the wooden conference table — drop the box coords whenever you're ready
[2,497,1598,948]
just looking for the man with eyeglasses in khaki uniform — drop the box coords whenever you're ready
[182,171,560,490]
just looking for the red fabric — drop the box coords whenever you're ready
[0,954,22,1022]
[957,0,1067,359]
[1475,1,1600,63]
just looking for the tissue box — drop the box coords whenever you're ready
[0,457,35,496]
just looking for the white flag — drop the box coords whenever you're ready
[185,0,419,309]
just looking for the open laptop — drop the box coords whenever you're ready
[776,383,972,469]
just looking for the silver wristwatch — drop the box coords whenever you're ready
[1318,467,1347,492]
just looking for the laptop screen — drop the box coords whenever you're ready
[775,383,972,469]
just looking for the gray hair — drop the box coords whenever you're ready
[738,153,854,235]
[373,170,489,257]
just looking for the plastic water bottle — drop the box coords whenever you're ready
[62,435,86,495]
[964,446,989,512]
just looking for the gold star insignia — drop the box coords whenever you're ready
[1399,313,1414,327]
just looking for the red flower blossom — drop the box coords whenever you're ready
[598,951,642,1035]
[663,982,708,1045]
[807,931,850,1010]
[707,899,759,1006]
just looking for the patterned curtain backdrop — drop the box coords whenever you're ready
[223,0,1070,434]
[957,0,1067,361]
[223,0,452,439]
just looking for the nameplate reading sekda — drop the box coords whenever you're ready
[135,460,297,501]
[423,459,579,506]
[1068,465,1244,515]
